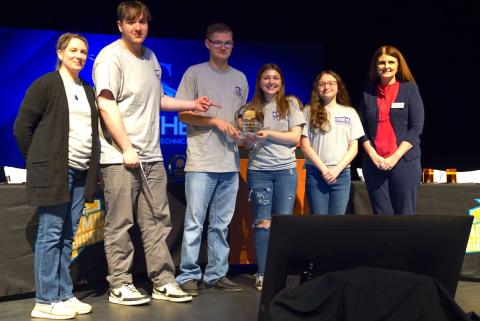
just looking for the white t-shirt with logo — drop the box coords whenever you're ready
[302,104,365,167]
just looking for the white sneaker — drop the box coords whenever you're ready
[109,284,151,306]
[31,302,77,319]
[152,282,193,302]
[63,297,92,314]
[255,274,264,291]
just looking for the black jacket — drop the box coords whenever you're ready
[13,71,100,206]
[269,267,478,321]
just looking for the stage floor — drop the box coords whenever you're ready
[1,276,478,321]
[0,274,260,321]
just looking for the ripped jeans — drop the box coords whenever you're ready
[247,168,297,274]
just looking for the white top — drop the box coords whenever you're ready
[61,74,92,170]
[302,104,364,167]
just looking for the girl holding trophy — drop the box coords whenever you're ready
[240,63,305,291]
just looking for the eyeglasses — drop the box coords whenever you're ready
[318,81,337,89]
[207,38,234,49]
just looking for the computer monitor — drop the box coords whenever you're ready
[258,215,473,321]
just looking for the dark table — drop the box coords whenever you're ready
[0,183,189,298]
[350,181,480,216]
[1,182,479,298]
[349,181,480,280]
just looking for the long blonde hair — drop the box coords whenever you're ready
[308,70,352,133]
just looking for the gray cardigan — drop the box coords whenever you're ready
[13,71,100,206]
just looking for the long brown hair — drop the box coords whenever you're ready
[247,63,291,122]
[308,70,352,133]
[368,45,416,84]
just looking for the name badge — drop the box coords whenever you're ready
[391,102,405,109]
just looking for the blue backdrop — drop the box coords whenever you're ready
[0,27,323,171]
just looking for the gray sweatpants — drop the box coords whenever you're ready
[101,162,175,289]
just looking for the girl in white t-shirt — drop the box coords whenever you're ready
[301,70,365,215]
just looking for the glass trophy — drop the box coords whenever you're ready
[240,108,263,151]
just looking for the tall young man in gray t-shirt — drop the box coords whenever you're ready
[175,23,249,295]
[92,1,211,306]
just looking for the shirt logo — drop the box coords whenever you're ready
[155,69,161,79]
[233,86,242,97]
[272,111,287,120]
[334,116,351,126]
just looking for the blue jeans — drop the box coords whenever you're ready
[247,168,297,274]
[34,168,86,303]
[305,165,351,215]
[176,172,239,286]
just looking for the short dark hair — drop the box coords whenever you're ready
[117,1,151,22]
[206,22,232,38]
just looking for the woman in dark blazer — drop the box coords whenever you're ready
[359,45,424,215]
[14,33,99,319]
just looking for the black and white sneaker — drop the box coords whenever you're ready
[109,284,151,306]
[152,282,193,303]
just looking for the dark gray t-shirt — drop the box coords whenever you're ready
[248,98,305,170]
[176,62,248,172]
